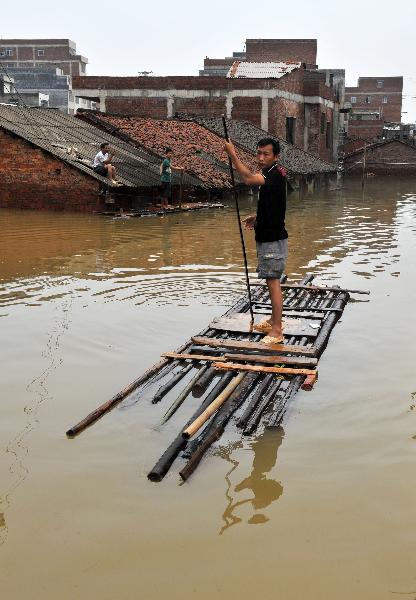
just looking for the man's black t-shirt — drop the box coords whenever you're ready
[254,163,288,243]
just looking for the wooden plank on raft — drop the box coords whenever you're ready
[214,362,318,378]
[163,351,318,367]
[162,352,226,362]
[192,336,315,356]
[223,353,318,367]
[209,313,320,336]
[250,282,369,294]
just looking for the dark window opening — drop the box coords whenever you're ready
[320,113,326,134]
[326,122,332,149]
[286,116,296,145]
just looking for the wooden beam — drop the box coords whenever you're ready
[162,352,225,362]
[224,353,318,367]
[213,362,318,377]
[162,351,318,367]
[192,336,315,356]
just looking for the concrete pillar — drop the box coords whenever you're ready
[261,97,269,131]
[99,91,107,113]
[167,96,174,118]
[304,104,311,152]
[225,95,233,119]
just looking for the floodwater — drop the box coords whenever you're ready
[1,180,416,600]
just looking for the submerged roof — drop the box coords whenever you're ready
[227,61,301,79]
[77,111,259,188]
[181,115,337,175]
[0,105,202,188]
[344,138,416,159]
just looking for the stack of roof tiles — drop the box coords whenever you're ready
[182,115,337,175]
[82,113,258,189]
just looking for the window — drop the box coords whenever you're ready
[286,117,296,145]
[351,96,357,103]
[377,80,384,88]
[326,122,332,149]
[5,48,13,56]
[366,96,372,103]
[37,49,45,57]
[383,96,388,103]
[320,113,326,134]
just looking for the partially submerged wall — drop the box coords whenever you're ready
[0,129,103,212]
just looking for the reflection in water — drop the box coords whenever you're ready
[0,296,72,547]
[218,429,284,534]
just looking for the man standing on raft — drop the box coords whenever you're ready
[224,138,288,345]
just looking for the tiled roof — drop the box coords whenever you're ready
[77,111,259,188]
[227,61,301,79]
[181,115,337,175]
[0,105,202,188]
[344,138,416,159]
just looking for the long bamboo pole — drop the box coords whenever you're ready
[182,373,244,439]
[222,116,254,324]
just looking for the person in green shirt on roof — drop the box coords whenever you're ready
[159,148,183,209]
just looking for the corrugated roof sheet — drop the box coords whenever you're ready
[0,105,202,188]
[227,61,301,79]
[180,115,337,175]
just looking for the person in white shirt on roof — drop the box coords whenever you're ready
[93,142,120,185]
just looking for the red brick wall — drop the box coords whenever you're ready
[106,97,168,118]
[73,70,305,92]
[231,97,262,127]
[0,129,104,212]
[173,96,226,116]
[268,97,304,147]
[347,120,384,140]
[344,140,416,175]
[245,39,317,65]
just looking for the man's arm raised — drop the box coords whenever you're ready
[224,141,264,187]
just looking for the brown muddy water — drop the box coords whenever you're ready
[1,180,416,600]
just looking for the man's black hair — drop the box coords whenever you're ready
[165,147,172,153]
[257,138,280,155]
[100,142,109,150]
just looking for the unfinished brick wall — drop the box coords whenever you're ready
[245,39,317,65]
[231,97,262,127]
[268,97,304,147]
[347,120,384,141]
[173,97,226,116]
[0,129,103,212]
[106,97,168,118]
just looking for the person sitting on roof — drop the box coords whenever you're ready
[93,142,120,186]
[160,148,183,209]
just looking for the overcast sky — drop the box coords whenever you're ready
[2,0,416,121]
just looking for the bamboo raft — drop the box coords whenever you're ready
[66,274,367,482]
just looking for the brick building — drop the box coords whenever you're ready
[345,76,403,140]
[0,39,88,76]
[73,66,339,163]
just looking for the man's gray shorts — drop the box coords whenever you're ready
[256,239,288,280]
